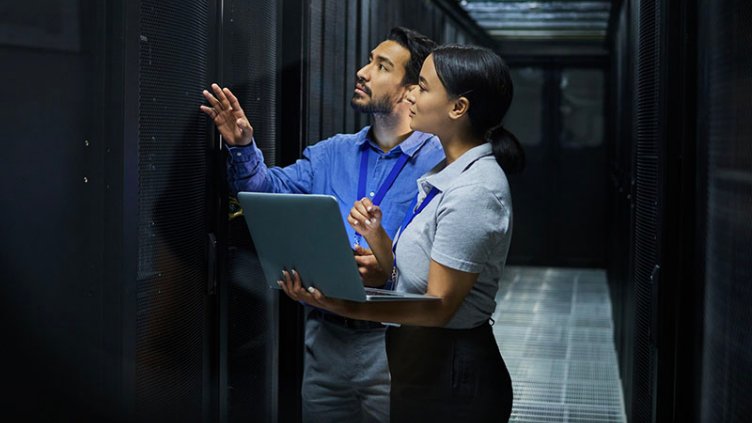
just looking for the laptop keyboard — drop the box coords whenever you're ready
[364,287,402,296]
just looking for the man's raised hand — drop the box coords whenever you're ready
[200,83,254,146]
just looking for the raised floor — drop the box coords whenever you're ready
[492,267,627,423]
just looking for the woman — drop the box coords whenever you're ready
[279,44,524,422]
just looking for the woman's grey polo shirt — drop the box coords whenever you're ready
[393,142,513,329]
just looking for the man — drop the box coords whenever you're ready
[201,27,442,422]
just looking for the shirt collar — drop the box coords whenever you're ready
[356,126,434,158]
[422,143,493,192]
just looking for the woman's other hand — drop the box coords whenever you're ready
[277,269,346,314]
[347,197,383,238]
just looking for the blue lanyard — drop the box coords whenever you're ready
[387,186,440,289]
[393,187,440,253]
[353,145,411,246]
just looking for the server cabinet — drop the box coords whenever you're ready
[110,0,221,420]
[628,0,665,421]
[220,0,282,422]
[2,0,223,420]
[697,0,752,421]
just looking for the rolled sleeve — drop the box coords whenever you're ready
[265,145,317,194]
[226,140,271,194]
[226,138,322,195]
[430,185,509,273]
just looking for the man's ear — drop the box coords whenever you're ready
[449,96,470,120]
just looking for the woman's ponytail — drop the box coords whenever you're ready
[487,125,525,175]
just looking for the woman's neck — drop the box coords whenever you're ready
[440,132,483,164]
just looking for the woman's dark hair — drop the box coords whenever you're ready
[387,27,437,86]
[432,44,525,174]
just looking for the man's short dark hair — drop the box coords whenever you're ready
[386,27,437,86]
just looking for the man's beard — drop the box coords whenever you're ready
[351,92,396,114]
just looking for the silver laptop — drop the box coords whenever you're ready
[237,192,438,302]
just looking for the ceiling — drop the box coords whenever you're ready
[459,0,612,42]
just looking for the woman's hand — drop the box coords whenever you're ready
[277,269,347,314]
[353,246,389,287]
[348,197,383,238]
[348,198,395,277]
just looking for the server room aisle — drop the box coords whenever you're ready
[493,267,627,422]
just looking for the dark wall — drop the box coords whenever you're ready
[0,1,109,419]
[503,62,608,267]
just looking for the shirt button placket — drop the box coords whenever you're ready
[372,155,385,200]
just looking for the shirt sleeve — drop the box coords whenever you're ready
[430,185,510,273]
[226,138,322,195]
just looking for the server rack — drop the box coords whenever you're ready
[697,0,752,421]
[607,0,751,421]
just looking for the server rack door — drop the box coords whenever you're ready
[628,0,665,421]
[698,0,752,421]
[220,0,281,422]
[131,0,218,420]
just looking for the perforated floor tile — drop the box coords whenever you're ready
[493,267,627,423]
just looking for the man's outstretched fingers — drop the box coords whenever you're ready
[224,88,243,112]
[202,89,221,109]
[212,83,232,110]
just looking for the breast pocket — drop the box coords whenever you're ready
[382,197,414,237]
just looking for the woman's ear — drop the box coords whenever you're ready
[449,96,470,120]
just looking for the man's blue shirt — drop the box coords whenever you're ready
[227,126,444,248]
